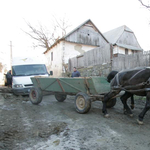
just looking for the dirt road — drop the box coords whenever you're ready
[0,88,150,150]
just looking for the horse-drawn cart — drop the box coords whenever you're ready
[29,76,116,113]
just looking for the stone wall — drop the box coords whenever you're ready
[63,62,111,77]
[77,62,111,77]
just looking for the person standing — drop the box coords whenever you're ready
[71,67,80,77]
[6,70,12,87]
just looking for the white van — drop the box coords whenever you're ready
[12,57,49,95]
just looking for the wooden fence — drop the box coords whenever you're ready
[68,46,150,75]
[112,51,150,71]
[68,44,111,72]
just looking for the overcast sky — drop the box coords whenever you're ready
[0,0,150,66]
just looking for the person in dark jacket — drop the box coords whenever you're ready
[6,70,12,87]
[71,67,80,77]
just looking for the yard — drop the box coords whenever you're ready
[0,87,150,150]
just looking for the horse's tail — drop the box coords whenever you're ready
[107,70,118,83]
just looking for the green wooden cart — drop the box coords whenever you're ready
[29,76,116,113]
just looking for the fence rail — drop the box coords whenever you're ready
[68,47,150,74]
[68,44,111,71]
[112,52,150,71]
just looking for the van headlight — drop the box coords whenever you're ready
[14,84,23,88]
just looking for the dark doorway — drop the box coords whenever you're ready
[125,49,128,55]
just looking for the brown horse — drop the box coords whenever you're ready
[103,67,150,124]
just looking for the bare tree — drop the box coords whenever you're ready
[23,22,55,50]
[139,0,150,9]
[52,14,72,37]
[0,62,6,73]
[24,16,71,51]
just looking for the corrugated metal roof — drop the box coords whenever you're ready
[116,43,143,51]
[103,25,142,51]
[103,25,132,44]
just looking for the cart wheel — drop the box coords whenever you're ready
[106,98,116,108]
[75,92,91,114]
[29,87,43,105]
[55,94,67,102]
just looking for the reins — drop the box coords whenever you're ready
[128,68,146,83]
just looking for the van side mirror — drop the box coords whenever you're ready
[50,71,53,76]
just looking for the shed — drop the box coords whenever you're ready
[103,25,143,56]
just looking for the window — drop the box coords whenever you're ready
[12,64,48,76]
[125,49,128,55]
[51,52,53,61]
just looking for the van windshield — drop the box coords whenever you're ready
[12,64,48,76]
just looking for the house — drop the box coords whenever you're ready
[103,25,143,56]
[44,19,108,77]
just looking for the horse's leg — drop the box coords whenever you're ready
[120,93,126,111]
[130,94,134,110]
[137,92,150,125]
[120,92,133,117]
[102,90,120,117]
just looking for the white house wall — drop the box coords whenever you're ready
[45,40,97,77]
[113,46,132,54]
[63,41,97,64]
[45,42,63,77]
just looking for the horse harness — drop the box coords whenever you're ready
[112,68,150,92]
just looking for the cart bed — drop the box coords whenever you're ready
[31,76,110,95]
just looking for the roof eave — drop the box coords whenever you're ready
[115,43,143,51]
[43,38,64,54]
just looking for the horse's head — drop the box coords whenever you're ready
[107,70,118,83]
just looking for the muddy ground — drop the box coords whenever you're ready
[0,87,150,150]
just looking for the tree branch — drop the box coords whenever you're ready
[139,0,150,8]
[23,15,71,50]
